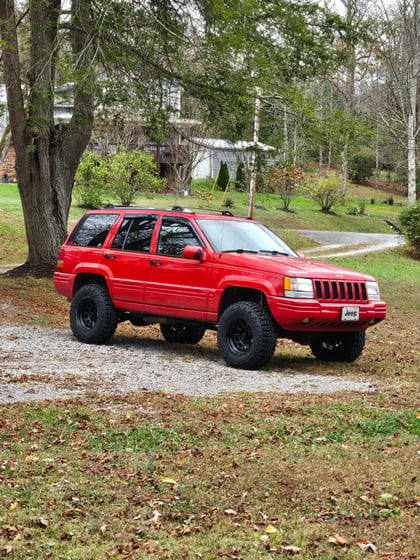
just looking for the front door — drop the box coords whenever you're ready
[145,217,211,316]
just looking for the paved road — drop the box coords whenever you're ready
[293,230,405,258]
[0,231,405,276]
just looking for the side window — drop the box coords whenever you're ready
[111,216,157,252]
[69,214,118,247]
[157,219,201,257]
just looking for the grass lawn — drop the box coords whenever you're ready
[0,182,419,559]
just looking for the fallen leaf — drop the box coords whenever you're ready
[356,540,378,553]
[281,545,301,554]
[328,533,347,546]
[161,477,177,487]
[37,517,49,528]
[224,509,237,516]
[9,502,18,511]
[147,510,162,525]
[63,508,87,517]
[265,525,278,534]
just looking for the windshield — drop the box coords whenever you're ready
[196,218,297,256]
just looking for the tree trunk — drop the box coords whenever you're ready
[0,0,94,276]
[407,41,418,205]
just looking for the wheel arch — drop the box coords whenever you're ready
[73,273,108,296]
[219,287,268,317]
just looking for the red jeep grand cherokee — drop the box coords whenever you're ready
[54,206,386,370]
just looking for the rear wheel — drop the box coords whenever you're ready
[310,331,365,362]
[70,284,117,344]
[160,324,206,344]
[217,301,277,370]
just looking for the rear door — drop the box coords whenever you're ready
[103,214,158,303]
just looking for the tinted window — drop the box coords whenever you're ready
[157,219,202,257]
[111,216,157,252]
[69,214,118,247]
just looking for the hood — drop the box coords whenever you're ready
[217,253,375,281]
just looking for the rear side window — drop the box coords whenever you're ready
[69,214,118,247]
[111,216,157,252]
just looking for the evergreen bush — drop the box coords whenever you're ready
[349,154,376,184]
[399,203,420,255]
[217,161,230,191]
[234,162,246,192]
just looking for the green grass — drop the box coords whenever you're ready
[0,181,408,264]
[1,395,418,559]
[1,180,419,559]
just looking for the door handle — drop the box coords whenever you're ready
[104,254,116,259]
[150,260,163,265]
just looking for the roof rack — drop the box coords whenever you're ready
[101,204,237,217]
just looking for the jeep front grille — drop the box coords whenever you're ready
[314,280,367,302]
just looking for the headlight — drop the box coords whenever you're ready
[284,276,314,298]
[366,281,381,301]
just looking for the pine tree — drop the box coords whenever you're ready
[217,161,230,191]
[235,162,246,191]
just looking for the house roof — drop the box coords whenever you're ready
[191,137,276,152]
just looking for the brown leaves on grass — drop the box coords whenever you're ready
[1,392,418,559]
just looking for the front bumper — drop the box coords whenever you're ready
[268,295,387,332]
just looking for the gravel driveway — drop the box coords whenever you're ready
[0,306,375,403]
[3,231,392,404]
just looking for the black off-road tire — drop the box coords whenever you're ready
[70,284,118,344]
[160,324,206,344]
[217,301,277,370]
[310,331,366,362]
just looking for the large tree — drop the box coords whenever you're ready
[0,0,343,275]
[0,0,95,275]
[375,0,418,205]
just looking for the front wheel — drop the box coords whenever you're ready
[160,324,206,344]
[310,331,365,362]
[217,301,277,370]
[70,284,117,344]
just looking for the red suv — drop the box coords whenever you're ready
[54,206,386,370]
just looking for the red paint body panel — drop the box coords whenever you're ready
[54,207,386,334]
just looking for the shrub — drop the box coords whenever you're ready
[234,161,246,192]
[108,150,165,205]
[217,161,230,191]
[349,154,376,184]
[74,151,108,208]
[399,203,420,255]
[310,173,344,212]
[267,163,305,211]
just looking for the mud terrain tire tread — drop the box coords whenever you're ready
[310,331,366,362]
[160,324,206,344]
[70,284,117,344]
[217,301,277,370]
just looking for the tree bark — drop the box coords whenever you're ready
[0,0,94,276]
[407,8,418,206]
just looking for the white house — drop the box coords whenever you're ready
[191,137,277,180]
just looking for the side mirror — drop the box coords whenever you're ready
[182,245,205,261]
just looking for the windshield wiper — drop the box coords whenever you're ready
[221,248,258,254]
[259,249,290,256]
